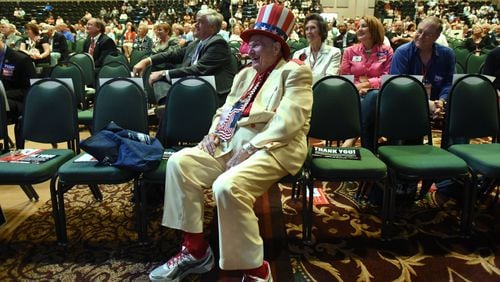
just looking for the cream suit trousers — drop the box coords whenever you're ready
[162,146,288,270]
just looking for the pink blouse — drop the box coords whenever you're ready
[340,43,393,89]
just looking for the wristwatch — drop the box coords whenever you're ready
[242,143,258,155]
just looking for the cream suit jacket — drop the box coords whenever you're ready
[210,59,313,175]
[293,43,341,84]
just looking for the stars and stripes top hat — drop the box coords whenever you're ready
[241,3,295,59]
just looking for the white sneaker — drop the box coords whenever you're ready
[149,246,214,282]
[242,261,273,282]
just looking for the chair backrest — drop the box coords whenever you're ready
[98,61,131,79]
[102,52,130,70]
[375,75,432,148]
[454,48,471,71]
[93,77,148,134]
[161,77,218,147]
[74,38,85,53]
[443,74,499,147]
[22,78,79,148]
[466,53,487,74]
[0,81,8,153]
[129,49,149,69]
[50,61,87,109]
[310,76,361,141]
[68,52,95,87]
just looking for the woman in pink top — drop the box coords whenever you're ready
[340,15,393,148]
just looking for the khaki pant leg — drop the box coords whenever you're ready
[161,146,226,233]
[213,150,288,270]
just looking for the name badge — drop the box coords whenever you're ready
[352,56,362,62]
[2,64,15,77]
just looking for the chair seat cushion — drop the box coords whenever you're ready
[142,159,167,182]
[58,153,137,184]
[449,144,500,177]
[378,145,468,178]
[309,147,387,180]
[0,149,75,184]
[78,109,93,125]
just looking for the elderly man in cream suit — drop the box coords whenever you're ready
[293,13,341,84]
[149,4,312,282]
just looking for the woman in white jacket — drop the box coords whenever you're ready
[293,13,342,84]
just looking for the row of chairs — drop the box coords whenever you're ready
[454,48,488,74]
[0,76,219,243]
[297,74,499,242]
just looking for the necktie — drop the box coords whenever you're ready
[191,42,203,65]
[89,38,95,56]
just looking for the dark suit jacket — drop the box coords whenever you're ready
[150,34,237,96]
[83,33,117,68]
[51,31,69,61]
[1,46,37,117]
[333,32,357,50]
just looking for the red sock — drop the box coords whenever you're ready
[245,261,269,279]
[183,232,208,259]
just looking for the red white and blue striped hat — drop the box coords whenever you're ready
[241,3,295,59]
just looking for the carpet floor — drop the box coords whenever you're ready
[1,178,499,281]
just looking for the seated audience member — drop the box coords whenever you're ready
[340,16,393,149]
[83,18,117,69]
[132,23,153,55]
[122,22,136,58]
[333,23,357,51]
[19,23,51,72]
[483,46,500,91]
[151,23,178,55]
[1,24,22,49]
[133,9,237,106]
[390,16,458,202]
[218,20,230,41]
[46,24,69,66]
[147,4,312,282]
[386,20,412,51]
[464,25,493,54]
[293,13,341,84]
[229,24,243,42]
[0,40,37,148]
[390,16,453,120]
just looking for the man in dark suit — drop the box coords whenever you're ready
[133,9,237,105]
[83,18,117,69]
[0,40,37,147]
[46,24,69,65]
[333,23,357,51]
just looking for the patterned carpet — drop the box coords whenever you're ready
[281,181,500,281]
[0,179,499,281]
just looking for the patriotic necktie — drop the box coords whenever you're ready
[89,38,95,56]
[191,42,203,65]
[215,64,275,142]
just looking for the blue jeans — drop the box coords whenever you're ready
[360,90,379,152]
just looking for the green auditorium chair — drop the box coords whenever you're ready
[454,48,471,73]
[96,61,132,89]
[138,77,219,240]
[102,51,131,71]
[304,76,387,242]
[50,62,93,127]
[52,78,149,243]
[68,52,96,101]
[465,53,487,74]
[0,79,79,204]
[374,75,470,237]
[129,49,150,70]
[441,74,500,233]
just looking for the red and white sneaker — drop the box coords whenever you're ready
[149,245,214,282]
[242,261,273,282]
